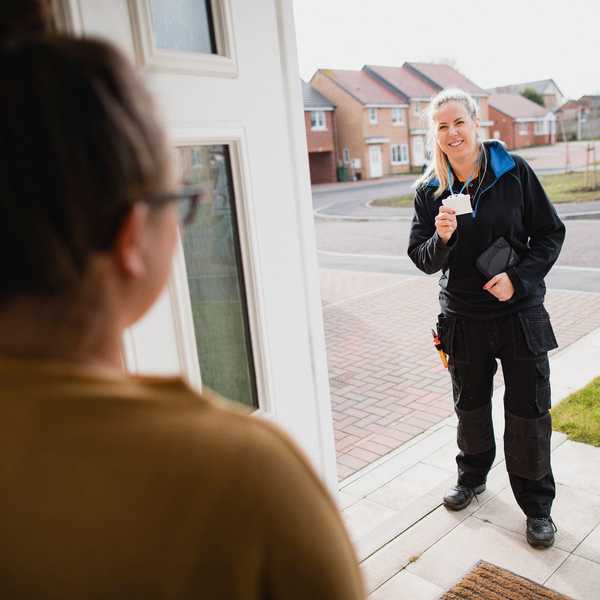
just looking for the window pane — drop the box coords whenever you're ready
[176,145,258,409]
[150,0,216,54]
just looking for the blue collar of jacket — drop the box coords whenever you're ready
[426,140,516,189]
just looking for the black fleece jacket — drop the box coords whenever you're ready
[408,141,566,319]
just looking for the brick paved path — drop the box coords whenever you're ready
[321,269,600,481]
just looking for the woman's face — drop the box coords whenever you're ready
[433,101,480,162]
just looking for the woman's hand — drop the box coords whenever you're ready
[435,206,457,244]
[483,272,515,302]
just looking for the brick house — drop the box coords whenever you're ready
[488,93,556,150]
[310,69,410,180]
[302,80,337,184]
[364,62,493,170]
[489,79,565,111]
[556,95,600,141]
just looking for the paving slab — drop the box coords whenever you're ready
[574,523,600,564]
[406,516,569,590]
[342,498,398,543]
[552,440,600,497]
[368,570,443,600]
[366,462,452,512]
[473,483,600,553]
[544,554,600,600]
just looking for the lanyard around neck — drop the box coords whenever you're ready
[447,164,472,195]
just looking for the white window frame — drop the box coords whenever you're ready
[392,107,405,126]
[518,122,529,136]
[342,146,350,163]
[534,120,547,135]
[310,110,327,131]
[128,0,238,77]
[400,143,409,164]
[368,107,378,124]
[390,143,408,165]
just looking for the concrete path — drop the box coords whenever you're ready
[335,325,600,600]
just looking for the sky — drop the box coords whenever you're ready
[292,0,600,100]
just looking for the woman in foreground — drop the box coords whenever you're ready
[0,35,364,598]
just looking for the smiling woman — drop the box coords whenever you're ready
[408,87,566,549]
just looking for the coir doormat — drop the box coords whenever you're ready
[440,560,573,600]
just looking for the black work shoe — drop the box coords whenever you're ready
[443,483,486,511]
[526,517,557,548]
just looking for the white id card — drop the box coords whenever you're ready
[442,193,472,216]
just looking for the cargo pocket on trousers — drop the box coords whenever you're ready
[534,357,551,414]
[504,411,552,480]
[517,306,558,358]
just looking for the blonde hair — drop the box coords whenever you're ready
[414,88,480,198]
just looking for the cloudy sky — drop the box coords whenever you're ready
[292,0,599,100]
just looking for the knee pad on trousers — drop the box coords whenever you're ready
[504,410,551,480]
[456,403,495,455]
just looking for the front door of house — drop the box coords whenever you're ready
[369,145,383,178]
[55,0,337,485]
[411,136,425,166]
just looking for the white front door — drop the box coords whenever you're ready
[411,136,425,166]
[369,145,383,178]
[56,0,336,485]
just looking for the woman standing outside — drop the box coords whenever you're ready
[408,89,565,548]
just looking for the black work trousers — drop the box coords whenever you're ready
[437,304,558,518]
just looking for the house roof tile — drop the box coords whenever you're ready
[319,69,405,105]
[489,93,549,119]
[364,65,436,99]
[301,80,335,109]
[405,62,488,95]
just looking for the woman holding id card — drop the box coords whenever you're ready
[408,89,565,548]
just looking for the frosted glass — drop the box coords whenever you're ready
[150,0,216,54]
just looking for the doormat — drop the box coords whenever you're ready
[440,560,572,600]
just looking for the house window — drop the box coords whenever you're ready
[400,143,409,164]
[391,144,409,165]
[343,146,350,163]
[310,110,326,131]
[392,107,405,125]
[413,102,421,116]
[534,120,547,135]
[368,108,378,124]
[518,122,529,136]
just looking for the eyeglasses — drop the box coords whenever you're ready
[149,184,205,226]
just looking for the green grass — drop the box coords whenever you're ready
[539,171,600,203]
[552,377,600,446]
[369,170,600,208]
[370,193,415,208]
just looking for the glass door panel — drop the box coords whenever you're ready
[177,144,258,409]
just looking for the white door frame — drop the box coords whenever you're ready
[369,144,383,178]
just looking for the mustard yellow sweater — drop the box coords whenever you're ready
[0,358,364,599]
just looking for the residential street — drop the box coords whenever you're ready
[313,141,600,293]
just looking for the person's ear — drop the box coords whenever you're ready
[112,203,150,278]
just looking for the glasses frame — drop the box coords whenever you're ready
[150,184,205,226]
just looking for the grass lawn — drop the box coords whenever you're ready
[369,170,600,208]
[370,193,415,208]
[539,171,600,203]
[552,377,600,446]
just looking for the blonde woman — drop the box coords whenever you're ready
[408,89,565,548]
